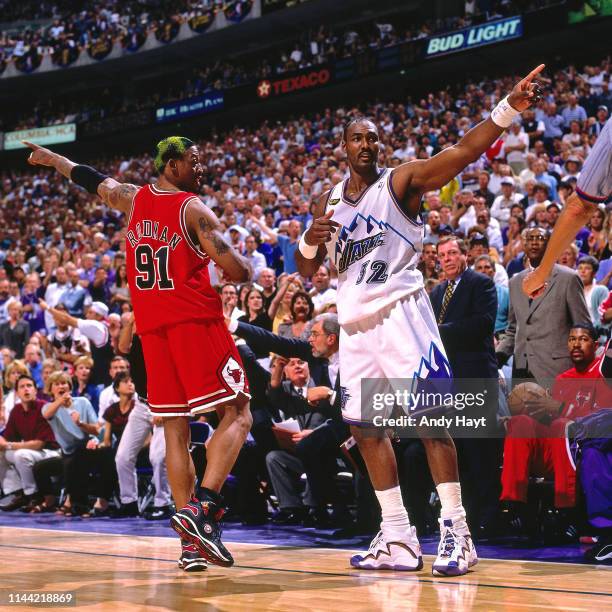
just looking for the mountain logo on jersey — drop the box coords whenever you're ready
[337,232,385,273]
[335,212,417,271]
[408,342,454,417]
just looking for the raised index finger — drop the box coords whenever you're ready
[520,63,545,86]
[21,140,41,151]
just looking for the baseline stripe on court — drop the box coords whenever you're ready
[0,542,610,599]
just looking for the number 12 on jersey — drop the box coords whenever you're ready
[135,245,174,290]
[355,259,389,285]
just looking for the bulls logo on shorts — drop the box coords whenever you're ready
[221,356,245,392]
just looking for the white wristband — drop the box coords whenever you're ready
[298,233,318,259]
[490,96,520,128]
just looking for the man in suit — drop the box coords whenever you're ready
[496,227,591,386]
[265,356,330,524]
[228,313,350,527]
[430,236,500,534]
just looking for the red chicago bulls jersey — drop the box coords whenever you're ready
[125,184,222,334]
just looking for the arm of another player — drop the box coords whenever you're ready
[523,119,611,298]
[23,141,137,215]
[185,198,252,283]
[390,65,545,213]
[295,191,337,278]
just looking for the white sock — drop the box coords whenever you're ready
[375,485,412,540]
[437,482,467,525]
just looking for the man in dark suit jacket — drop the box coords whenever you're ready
[430,236,500,534]
[265,356,330,524]
[229,313,350,527]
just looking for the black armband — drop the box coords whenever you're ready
[70,165,109,195]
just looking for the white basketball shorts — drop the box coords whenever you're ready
[339,289,451,425]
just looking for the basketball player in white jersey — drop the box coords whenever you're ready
[523,117,611,298]
[296,65,544,576]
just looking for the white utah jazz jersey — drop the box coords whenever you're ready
[324,168,424,326]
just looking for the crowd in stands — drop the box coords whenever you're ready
[0,52,610,560]
[0,0,251,79]
[1,0,557,132]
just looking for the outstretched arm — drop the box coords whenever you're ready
[185,198,252,283]
[23,141,137,215]
[390,65,545,214]
[523,118,611,297]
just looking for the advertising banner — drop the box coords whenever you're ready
[424,16,523,58]
[4,123,76,150]
[256,66,332,100]
[155,92,224,123]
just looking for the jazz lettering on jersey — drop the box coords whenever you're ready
[337,232,385,273]
[126,219,183,250]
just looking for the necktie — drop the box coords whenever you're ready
[437,280,455,324]
[296,387,304,398]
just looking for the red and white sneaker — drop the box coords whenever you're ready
[350,527,423,571]
[170,496,234,568]
[178,541,208,572]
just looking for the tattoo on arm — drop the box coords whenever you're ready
[107,183,138,209]
[198,217,231,255]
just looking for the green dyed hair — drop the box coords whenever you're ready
[153,136,196,174]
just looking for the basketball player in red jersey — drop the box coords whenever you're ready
[24,136,252,570]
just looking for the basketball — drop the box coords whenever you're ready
[507,382,547,416]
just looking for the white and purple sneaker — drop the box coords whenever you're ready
[350,528,423,571]
[432,518,478,577]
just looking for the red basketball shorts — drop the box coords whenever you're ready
[140,318,250,417]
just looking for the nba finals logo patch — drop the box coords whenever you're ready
[222,356,244,389]
[328,198,340,206]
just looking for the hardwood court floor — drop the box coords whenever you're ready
[0,526,610,611]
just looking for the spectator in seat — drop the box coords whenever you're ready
[309,265,337,313]
[0,301,30,358]
[42,266,68,332]
[474,255,509,335]
[109,263,130,314]
[0,375,60,511]
[576,256,609,334]
[243,235,267,281]
[1,360,30,426]
[491,178,523,229]
[46,303,91,366]
[278,291,315,340]
[255,217,302,275]
[265,356,330,525]
[474,171,495,208]
[59,268,88,317]
[72,356,101,414]
[33,371,98,514]
[237,287,272,336]
[23,344,43,389]
[41,300,114,386]
[501,324,612,526]
[257,268,277,312]
[221,283,245,322]
[97,356,129,423]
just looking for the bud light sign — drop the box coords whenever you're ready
[425,16,522,58]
